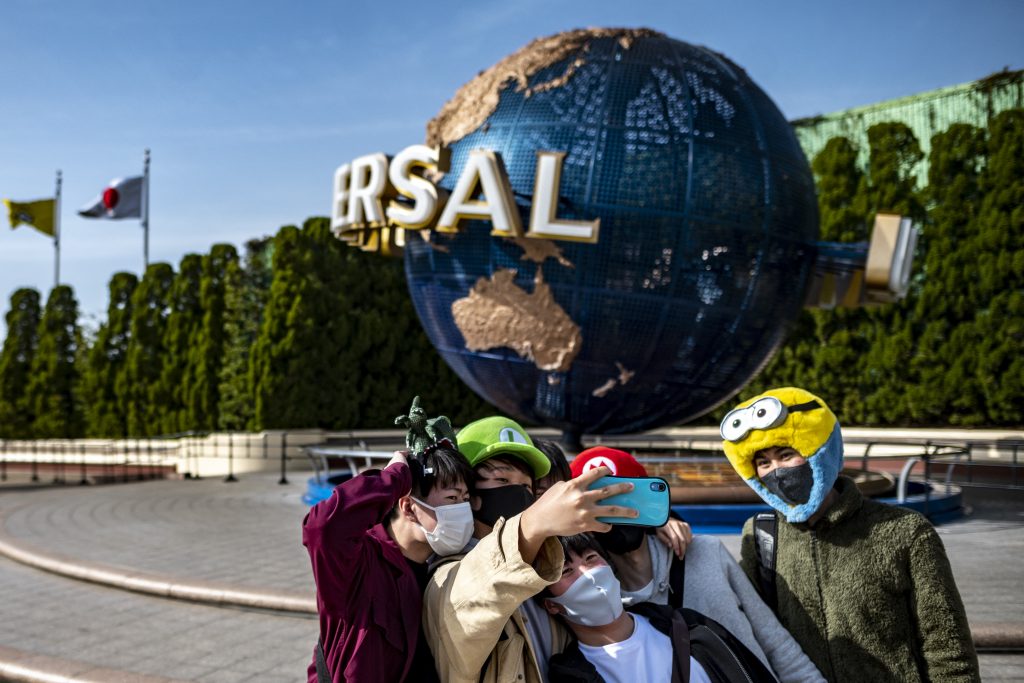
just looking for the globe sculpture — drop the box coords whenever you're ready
[404,28,819,438]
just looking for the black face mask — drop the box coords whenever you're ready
[761,461,815,506]
[474,485,535,527]
[595,525,647,554]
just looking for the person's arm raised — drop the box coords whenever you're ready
[302,451,412,556]
[518,466,638,564]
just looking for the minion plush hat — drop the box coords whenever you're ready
[720,387,843,523]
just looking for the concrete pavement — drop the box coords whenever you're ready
[0,474,1021,681]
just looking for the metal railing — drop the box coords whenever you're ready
[0,437,180,485]
[5,430,1021,496]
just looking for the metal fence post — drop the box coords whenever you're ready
[52,441,61,484]
[192,436,201,480]
[31,440,39,482]
[225,433,238,483]
[79,442,88,485]
[279,432,289,485]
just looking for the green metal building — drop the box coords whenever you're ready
[791,69,1024,185]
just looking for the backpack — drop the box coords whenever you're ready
[752,512,779,614]
[547,604,778,683]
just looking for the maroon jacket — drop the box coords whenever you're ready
[303,463,421,682]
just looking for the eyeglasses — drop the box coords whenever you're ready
[720,397,822,442]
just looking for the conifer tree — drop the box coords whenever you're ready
[186,243,238,431]
[125,263,174,436]
[252,224,333,429]
[750,136,873,421]
[159,255,203,434]
[859,122,924,424]
[218,238,272,430]
[0,288,42,438]
[81,272,138,437]
[972,109,1024,424]
[907,123,985,423]
[25,286,83,438]
[813,137,870,242]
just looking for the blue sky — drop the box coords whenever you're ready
[1,0,1021,337]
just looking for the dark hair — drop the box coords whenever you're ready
[391,447,475,521]
[475,453,534,479]
[534,440,571,484]
[412,446,476,498]
[535,533,616,601]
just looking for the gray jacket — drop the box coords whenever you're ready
[621,535,825,683]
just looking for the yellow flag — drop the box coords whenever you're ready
[4,198,56,237]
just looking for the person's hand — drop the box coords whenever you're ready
[656,517,693,559]
[386,450,409,470]
[519,467,638,562]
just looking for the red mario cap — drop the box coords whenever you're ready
[570,447,648,479]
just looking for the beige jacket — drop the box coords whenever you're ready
[422,513,571,683]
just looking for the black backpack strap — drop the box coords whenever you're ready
[669,609,691,683]
[668,554,686,610]
[753,512,779,614]
[681,608,779,683]
[315,636,332,683]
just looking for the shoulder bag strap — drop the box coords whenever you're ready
[668,553,686,610]
[753,512,779,613]
[315,636,332,683]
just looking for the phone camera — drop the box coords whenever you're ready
[651,482,667,492]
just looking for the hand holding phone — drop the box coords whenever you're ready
[587,475,670,527]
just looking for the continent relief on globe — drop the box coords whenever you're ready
[451,239,580,373]
[436,28,660,379]
[426,27,663,148]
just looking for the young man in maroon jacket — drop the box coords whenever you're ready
[303,446,475,682]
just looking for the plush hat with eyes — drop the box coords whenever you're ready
[720,387,843,523]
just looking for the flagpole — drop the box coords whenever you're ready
[54,169,62,288]
[142,148,150,269]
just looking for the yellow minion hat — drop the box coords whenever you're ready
[720,387,843,522]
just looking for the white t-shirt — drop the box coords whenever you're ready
[577,614,712,683]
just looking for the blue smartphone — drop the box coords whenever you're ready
[587,476,670,527]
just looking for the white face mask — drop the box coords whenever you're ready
[547,564,624,627]
[413,498,474,556]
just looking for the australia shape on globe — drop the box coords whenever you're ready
[451,238,581,374]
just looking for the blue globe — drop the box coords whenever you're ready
[405,29,818,436]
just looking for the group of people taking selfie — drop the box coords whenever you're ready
[303,387,980,682]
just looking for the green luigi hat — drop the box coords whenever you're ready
[457,416,550,479]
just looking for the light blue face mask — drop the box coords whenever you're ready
[413,498,474,556]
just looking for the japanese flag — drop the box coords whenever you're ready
[79,176,143,219]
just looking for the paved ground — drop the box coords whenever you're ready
[0,474,1021,681]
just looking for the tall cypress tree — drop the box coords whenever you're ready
[218,238,272,431]
[0,288,42,438]
[125,263,174,437]
[860,122,924,424]
[252,224,330,429]
[81,272,138,437]
[972,109,1024,424]
[25,286,83,438]
[749,136,873,420]
[907,123,985,424]
[159,254,203,434]
[186,243,238,432]
[813,137,870,242]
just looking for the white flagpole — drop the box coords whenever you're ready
[142,148,150,269]
[54,169,62,288]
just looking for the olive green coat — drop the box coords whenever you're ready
[740,477,979,683]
